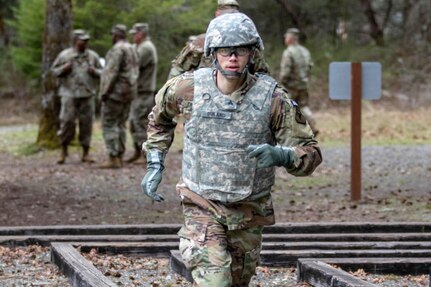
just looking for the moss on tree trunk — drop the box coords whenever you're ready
[36,0,72,148]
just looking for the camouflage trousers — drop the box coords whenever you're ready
[101,98,131,157]
[58,96,95,147]
[288,88,317,133]
[129,92,155,148]
[178,201,263,287]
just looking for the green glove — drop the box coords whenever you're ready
[246,144,295,168]
[141,149,165,202]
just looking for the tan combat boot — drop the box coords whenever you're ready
[99,155,121,169]
[81,145,95,163]
[125,145,141,164]
[57,145,68,164]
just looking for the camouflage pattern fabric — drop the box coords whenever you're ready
[168,34,210,80]
[178,199,263,287]
[100,40,138,157]
[182,68,276,203]
[52,48,102,98]
[204,13,264,57]
[143,69,321,287]
[279,43,312,91]
[129,38,157,148]
[57,96,95,146]
[144,69,322,203]
[279,44,318,132]
[99,40,138,103]
[129,93,155,148]
[52,47,102,146]
[101,98,130,157]
[135,38,157,93]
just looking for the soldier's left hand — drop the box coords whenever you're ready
[140,150,165,202]
[246,144,295,168]
[88,66,95,75]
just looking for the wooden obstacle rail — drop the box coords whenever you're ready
[1,222,431,287]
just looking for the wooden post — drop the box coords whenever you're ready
[351,63,362,201]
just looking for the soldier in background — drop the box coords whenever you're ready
[99,24,138,168]
[125,23,158,164]
[52,29,102,164]
[141,13,321,286]
[280,28,319,136]
[167,0,269,79]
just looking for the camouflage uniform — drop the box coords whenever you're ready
[143,14,322,286]
[280,29,318,134]
[100,25,138,160]
[128,23,158,156]
[52,30,102,150]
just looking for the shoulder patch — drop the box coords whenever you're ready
[294,106,306,125]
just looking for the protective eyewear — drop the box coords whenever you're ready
[216,46,251,57]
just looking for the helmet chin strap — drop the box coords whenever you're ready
[214,59,249,78]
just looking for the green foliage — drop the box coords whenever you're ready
[7,0,215,86]
[8,0,45,80]
[73,0,215,88]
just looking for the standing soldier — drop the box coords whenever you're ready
[280,28,319,136]
[99,24,138,168]
[126,23,158,164]
[52,29,102,164]
[167,0,269,80]
[141,13,322,286]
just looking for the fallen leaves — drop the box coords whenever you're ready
[0,245,70,286]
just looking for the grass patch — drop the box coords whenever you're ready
[0,124,39,155]
[316,105,431,147]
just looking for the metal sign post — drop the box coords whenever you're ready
[329,62,381,201]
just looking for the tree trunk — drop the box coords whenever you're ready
[36,0,72,148]
[276,0,301,30]
[360,0,385,46]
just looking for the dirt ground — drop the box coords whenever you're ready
[0,101,430,226]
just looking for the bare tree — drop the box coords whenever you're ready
[37,0,72,148]
[360,0,393,46]
[275,0,301,29]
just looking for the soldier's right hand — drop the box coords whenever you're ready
[140,149,165,202]
[64,61,73,72]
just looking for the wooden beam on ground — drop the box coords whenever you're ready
[260,249,431,267]
[2,222,431,236]
[75,242,178,257]
[51,242,116,287]
[170,250,193,283]
[73,241,431,254]
[3,233,431,248]
[0,224,181,236]
[314,257,431,275]
[297,259,376,287]
[0,234,179,247]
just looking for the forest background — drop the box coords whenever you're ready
[1,0,430,118]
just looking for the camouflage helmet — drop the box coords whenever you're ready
[217,0,240,8]
[73,29,90,41]
[204,12,264,57]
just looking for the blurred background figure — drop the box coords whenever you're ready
[126,23,158,164]
[51,29,102,164]
[280,28,319,136]
[99,24,138,168]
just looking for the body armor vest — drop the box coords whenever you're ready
[182,68,277,203]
